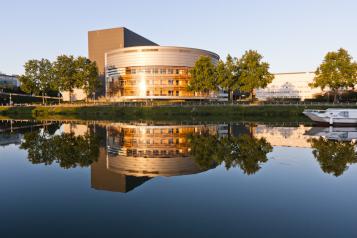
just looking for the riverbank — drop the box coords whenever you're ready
[1,104,356,121]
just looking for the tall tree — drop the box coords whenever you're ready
[21,130,100,169]
[237,50,274,101]
[188,132,272,175]
[53,55,80,103]
[309,48,357,103]
[218,134,272,174]
[18,59,55,104]
[75,57,100,102]
[216,55,240,101]
[309,137,357,176]
[188,56,217,94]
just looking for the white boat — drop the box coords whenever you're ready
[303,108,357,125]
[305,126,357,141]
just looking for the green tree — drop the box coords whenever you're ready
[18,59,55,104]
[309,137,357,176]
[188,56,217,94]
[53,55,81,103]
[216,55,240,102]
[75,57,100,102]
[20,131,55,165]
[187,131,220,169]
[188,132,272,175]
[309,48,357,103]
[237,50,274,101]
[218,134,272,174]
[20,130,100,169]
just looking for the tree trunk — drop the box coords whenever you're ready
[333,90,338,104]
[69,90,73,103]
[250,90,254,103]
[42,92,45,105]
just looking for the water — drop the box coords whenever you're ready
[1,120,357,237]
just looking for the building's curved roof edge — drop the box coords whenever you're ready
[106,45,220,60]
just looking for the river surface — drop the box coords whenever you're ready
[1,119,357,237]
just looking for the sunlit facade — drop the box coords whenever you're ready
[105,46,220,100]
[105,123,221,177]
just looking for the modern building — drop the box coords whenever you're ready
[84,27,221,101]
[0,73,20,89]
[88,27,158,76]
[90,123,224,193]
[105,46,220,100]
[256,72,323,101]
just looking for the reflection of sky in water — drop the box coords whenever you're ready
[1,122,357,237]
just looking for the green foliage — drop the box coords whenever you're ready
[75,57,100,99]
[20,55,100,103]
[237,50,274,100]
[20,129,100,169]
[218,134,272,174]
[216,55,239,101]
[310,48,357,102]
[187,131,221,169]
[188,56,217,93]
[188,131,272,174]
[189,51,273,101]
[19,59,56,103]
[309,137,357,176]
[53,55,80,101]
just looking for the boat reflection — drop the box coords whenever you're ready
[4,119,357,189]
[305,126,357,142]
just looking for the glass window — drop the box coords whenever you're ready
[131,69,136,74]
[176,91,179,96]
[168,79,174,85]
[339,111,349,117]
[167,69,173,74]
[160,69,166,74]
[176,80,179,85]
[175,69,180,74]
[153,68,158,74]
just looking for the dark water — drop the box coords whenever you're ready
[1,120,357,238]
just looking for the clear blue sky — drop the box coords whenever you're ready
[1,0,357,75]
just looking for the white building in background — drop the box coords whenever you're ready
[61,88,87,102]
[256,72,323,101]
[0,74,20,89]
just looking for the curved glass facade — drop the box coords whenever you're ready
[106,123,221,177]
[105,46,220,100]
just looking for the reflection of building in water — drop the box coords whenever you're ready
[254,125,357,147]
[0,133,23,146]
[305,127,357,142]
[253,125,316,148]
[91,148,151,193]
[91,123,224,193]
[62,124,89,136]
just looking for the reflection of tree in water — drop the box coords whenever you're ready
[20,131,100,169]
[188,132,272,175]
[309,137,357,177]
[188,131,220,169]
